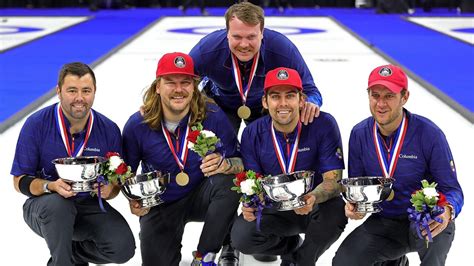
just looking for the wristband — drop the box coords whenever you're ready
[19,175,35,197]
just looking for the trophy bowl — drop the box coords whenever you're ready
[121,171,169,208]
[261,170,314,211]
[52,156,107,192]
[340,176,395,213]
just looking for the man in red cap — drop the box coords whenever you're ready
[122,52,244,266]
[333,64,463,266]
[230,67,347,265]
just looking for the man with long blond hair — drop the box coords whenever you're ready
[122,52,243,266]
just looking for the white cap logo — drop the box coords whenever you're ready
[379,67,392,77]
[174,56,186,68]
[277,69,289,80]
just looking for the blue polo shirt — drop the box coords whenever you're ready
[348,109,464,218]
[11,103,122,182]
[122,103,240,203]
[241,112,344,188]
[189,28,322,114]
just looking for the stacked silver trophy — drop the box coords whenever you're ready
[261,170,314,211]
[52,156,106,192]
[340,176,394,213]
[121,170,169,208]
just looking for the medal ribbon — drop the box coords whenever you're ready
[271,122,302,174]
[231,52,259,105]
[372,113,408,178]
[55,103,94,157]
[161,120,190,172]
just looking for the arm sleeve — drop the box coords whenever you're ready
[189,42,205,76]
[348,128,366,178]
[287,42,322,107]
[214,107,240,158]
[10,117,41,177]
[317,115,345,173]
[240,126,263,174]
[427,131,464,217]
[122,118,142,173]
[110,123,123,155]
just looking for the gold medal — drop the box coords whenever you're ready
[237,105,251,119]
[176,172,189,186]
[386,190,395,201]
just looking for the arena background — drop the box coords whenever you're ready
[1,2,472,265]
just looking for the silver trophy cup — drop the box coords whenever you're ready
[340,176,394,213]
[121,171,169,208]
[261,170,314,211]
[52,156,107,192]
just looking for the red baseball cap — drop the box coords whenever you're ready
[264,67,303,92]
[156,52,198,78]
[368,64,408,93]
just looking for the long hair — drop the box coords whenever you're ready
[142,77,211,130]
[225,1,264,31]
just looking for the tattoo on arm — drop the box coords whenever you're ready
[310,169,343,204]
[224,157,244,174]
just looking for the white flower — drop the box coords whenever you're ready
[240,179,256,196]
[108,156,123,171]
[423,187,439,199]
[201,130,215,138]
[188,142,194,149]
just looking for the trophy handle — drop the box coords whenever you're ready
[360,186,369,202]
[380,183,393,201]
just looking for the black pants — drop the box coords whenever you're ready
[231,196,347,266]
[333,214,455,266]
[139,174,240,266]
[23,194,135,266]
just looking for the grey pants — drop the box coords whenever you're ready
[139,174,240,266]
[333,214,455,266]
[23,194,135,266]
[231,196,347,266]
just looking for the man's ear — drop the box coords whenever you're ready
[262,95,268,110]
[401,90,410,105]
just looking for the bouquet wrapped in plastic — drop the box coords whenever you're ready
[231,170,271,230]
[407,179,447,246]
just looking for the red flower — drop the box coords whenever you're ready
[106,152,120,158]
[115,163,128,175]
[187,130,200,144]
[437,192,447,207]
[255,173,263,179]
[235,172,247,187]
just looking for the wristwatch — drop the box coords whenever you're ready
[42,181,51,194]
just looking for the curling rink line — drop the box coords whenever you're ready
[0,16,472,265]
[0,16,89,52]
[407,17,474,45]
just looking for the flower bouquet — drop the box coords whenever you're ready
[100,152,132,184]
[187,122,223,158]
[407,179,447,247]
[91,152,132,212]
[231,170,271,230]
